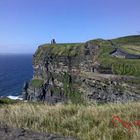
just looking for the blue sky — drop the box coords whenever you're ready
[0,0,140,53]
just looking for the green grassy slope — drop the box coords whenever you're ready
[30,79,44,88]
[120,45,140,55]
[112,35,140,45]
[112,35,140,55]
[34,43,84,64]
[96,36,140,76]
[35,35,140,76]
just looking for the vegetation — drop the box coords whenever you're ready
[0,98,18,104]
[0,102,140,140]
[120,45,140,55]
[62,72,84,104]
[96,37,140,76]
[34,43,84,64]
[111,62,139,75]
[68,92,84,104]
[30,79,44,88]
[112,35,140,45]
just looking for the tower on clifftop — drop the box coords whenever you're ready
[51,39,56,44]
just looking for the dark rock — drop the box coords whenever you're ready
[22,82,29,100]
[0,125,76,140]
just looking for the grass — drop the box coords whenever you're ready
[30,79,44,88]
[112,35,140,46]
[0,98,18,104]
[120,45,140,55]
[96,39,140,76]
[34,43,84,64]
[0,102,140,140]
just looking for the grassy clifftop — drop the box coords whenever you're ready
[97,36,140,76]
[34,35,140,76]
[112,35,140,45]
[112,35,140,55]
[34,43,84,64]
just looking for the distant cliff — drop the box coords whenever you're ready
[22,36,140,103]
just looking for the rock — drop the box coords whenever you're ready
[22,82,29,100]
[0,125,76,140]
[22,40,140,104]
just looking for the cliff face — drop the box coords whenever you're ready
[22,38,140,104]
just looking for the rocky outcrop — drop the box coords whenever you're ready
[0,125,76,140]
[22,39,140,103]
[79,74,140,103]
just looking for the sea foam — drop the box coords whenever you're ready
[7,95,23,100]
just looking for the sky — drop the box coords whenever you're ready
[0,0,140,53]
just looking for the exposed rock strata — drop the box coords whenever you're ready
[22,40,140,103]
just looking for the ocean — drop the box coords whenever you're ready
[0,54,33,97]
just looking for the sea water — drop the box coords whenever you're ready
[0,54,33,97]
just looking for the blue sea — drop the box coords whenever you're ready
[0,54,33,97]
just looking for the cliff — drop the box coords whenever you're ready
[22,36,140,103]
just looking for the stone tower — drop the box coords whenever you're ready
[51,39,56,44]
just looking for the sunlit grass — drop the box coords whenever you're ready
[0,102,140,140]
[120,45,140,55]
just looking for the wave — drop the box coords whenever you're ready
[7,95,23,100]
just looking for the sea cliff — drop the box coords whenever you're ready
[22,36,140,103]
